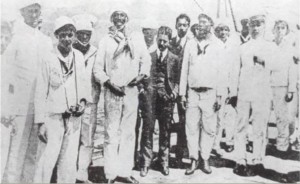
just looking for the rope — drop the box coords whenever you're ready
[228,0,238,32]
[193,0,204,11]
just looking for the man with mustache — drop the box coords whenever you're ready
[139,26,180,177]
[179,13,223,175]
[169,13,191,166]
[93,7,151,184]
[34,16,88,183]
[72,14,100,183]
[1,0,53,182]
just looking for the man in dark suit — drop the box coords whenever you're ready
[140,26,180,177]
[168,13,191,165]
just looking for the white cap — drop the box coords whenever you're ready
[18,0,42,10]
[73,14,97,32]
[141,18,159,29]
[109,3,130,21]
[54,16,74,32]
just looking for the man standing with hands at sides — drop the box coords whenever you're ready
[93,7,151,184]
[169,13,191,166]
[140,26,180,177]
[1,1,53,182]
[72,14,100,183]
[179,13,223,175]
[232,14,277,177]
[34,16,88,183]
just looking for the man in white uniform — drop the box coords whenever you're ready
[1,1,53,182]
[72,14,100,183]
[179,13,223,175]
[34,16,88,183]
[93,7,151,183]
[233,14,277,176]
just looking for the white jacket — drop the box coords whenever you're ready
[1,21,53,116]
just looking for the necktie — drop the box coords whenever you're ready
[158,52,163,62]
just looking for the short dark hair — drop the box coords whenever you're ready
[198,13,214,27]
[54,24,76,36]
[176,14,191,27]
[158,26,172,40]
[190,23,199,35]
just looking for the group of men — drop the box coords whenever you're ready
[1,0,299,184]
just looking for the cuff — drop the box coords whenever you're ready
[35,113,46,124]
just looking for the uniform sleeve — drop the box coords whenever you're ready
[230,46,242,96]
[179,41,191,97]
[288,47,298,93]
[138,39,151,77]
[229,45,242,97]
[93,37,110,85]
[34,59,50,124]
[1,36,18,116]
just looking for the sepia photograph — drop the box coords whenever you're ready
[1,0,299,183]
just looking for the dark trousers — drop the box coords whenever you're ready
[175,99,187,160]
[139,89,174,167]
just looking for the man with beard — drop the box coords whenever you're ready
[139,26,180,177]
[179,13,223,175]
[213,22,240,155]
[93,7,151,183]
[232,14,277,176]
[72,14,100,183]
[169,13,191,166]
[34,16,88,183]
[1,1,53,182]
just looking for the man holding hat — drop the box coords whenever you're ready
[1,1,53,182]
[93,7,151,183]
[72,14,100,183]
[34,16,88,183]
[232,14,277,176]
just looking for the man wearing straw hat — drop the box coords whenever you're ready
[1,0,52,182]
[93,5,151,183]
[34,16,88,183]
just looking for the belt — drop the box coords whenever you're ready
[191,87,212,92]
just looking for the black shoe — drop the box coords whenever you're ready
[161,165,169,176]
[233,164,247,176]
[201,159,212,174]
[225,145,234,153]
[115,176,139,183]
[246,165,257,176]
[76,179,84,183]
[253,164,264,175]
[106,179,115,184]
[140,167,149,177]
[185,159,199,175]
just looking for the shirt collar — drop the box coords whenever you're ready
[176,34,188,46]
[156,49,168,61]
[56,46,74,65]
[240,34,251,42]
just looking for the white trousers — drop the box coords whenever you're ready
[34,114,81,183]
[103,87,138,179]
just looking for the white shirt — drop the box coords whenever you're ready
[156,49,168,61]
[176,35,188,48]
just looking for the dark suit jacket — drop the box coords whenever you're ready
[146,50,180,96]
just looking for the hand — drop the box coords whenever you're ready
[1,115,15,128]
[253,56,265,67]
[285,92,293,102]
[179,96,187,111]
[227,96,238,108]
[213,97,221,112]
[105,80,125,96]
[293,56,299,64]
[72,104,85,117]
[128,74,146,87]
[38,123,48,143]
